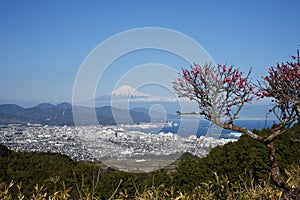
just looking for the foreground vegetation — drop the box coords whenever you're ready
[0,122,299,199]
[0,172,293,200]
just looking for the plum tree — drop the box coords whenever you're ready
[173,50,300,199]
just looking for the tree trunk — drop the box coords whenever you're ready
[216,121,300,199]
[267,141,300,200]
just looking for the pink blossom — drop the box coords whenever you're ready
[192,68,199,77]
[222,65,227,71]
[183,69,188,76]
[223,77,231,83]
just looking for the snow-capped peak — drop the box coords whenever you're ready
[111,85,150,97]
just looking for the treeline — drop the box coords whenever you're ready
[0,122,299,199]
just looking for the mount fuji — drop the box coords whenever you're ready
[95,85,177,103]
[94,85,183,117]
[111,85,150,100]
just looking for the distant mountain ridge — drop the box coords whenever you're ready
[0,103,152,126]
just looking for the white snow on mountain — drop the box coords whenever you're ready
[111,85,150,98]
[97,85,179,102]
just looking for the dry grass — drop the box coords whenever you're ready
[1,166,299,200]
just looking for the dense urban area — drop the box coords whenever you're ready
[0,122,237,172]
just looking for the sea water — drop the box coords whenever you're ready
[127,119,276,139]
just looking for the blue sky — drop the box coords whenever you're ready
[1,0,300,107]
